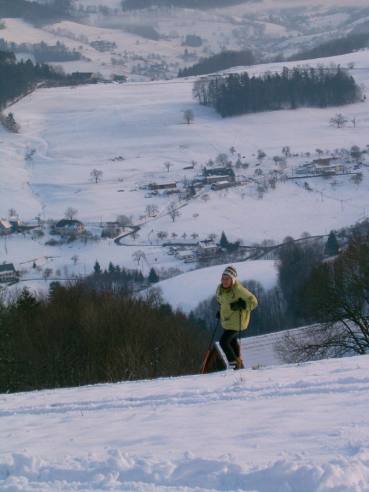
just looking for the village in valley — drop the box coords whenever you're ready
[1,137,367,288]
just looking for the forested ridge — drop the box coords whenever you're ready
[178,50,256,77]
[121,0,254,10]
[0,50,97,110]
[288,33,369,62]
[0,0,72,23]
[0,39,83,64]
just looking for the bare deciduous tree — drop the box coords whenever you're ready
[183,109,194,124]
[146,204,159,217]
[167,202,180,222]
[90,169,103,183]
[215,153,229,166]
[157,231,168,240]
[277,234,369,363]
[65,207,78,220]
[132,250,146,267]
[330,113,348,129]
[164,161,172,172]
[116,215,132,227]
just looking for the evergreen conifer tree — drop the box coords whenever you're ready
[219,231,229,249]
[325,231,339,256]
[94,260,102,274]
[148,267,159,283]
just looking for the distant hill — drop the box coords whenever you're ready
[178,50,256,77]
[288,33,369,62]
[121,0,257,10]
[0,0,72,24]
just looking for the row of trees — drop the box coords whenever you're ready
[178,50,256,77]
[0,282,206,393]
[288,33,369,62]
[0,39,82,63]
[0,0,73,24]
[0,51,96,110]
[121,0,250,10]
[193,67,362,117]
[275,231,369,362]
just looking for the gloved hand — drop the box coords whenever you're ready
[216,311,220,320]
[230,298,247,311]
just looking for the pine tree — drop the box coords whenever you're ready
[15,288,40,313]
[148,267,159,283]
[219,231,229,249]
[94,260,102,274]
[325,231,339,256]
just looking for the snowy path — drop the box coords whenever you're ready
[1,355,369,491]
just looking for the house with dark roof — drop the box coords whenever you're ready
[0,263,18,283]
[55,219,85,235]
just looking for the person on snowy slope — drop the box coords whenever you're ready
[216,266,258,370]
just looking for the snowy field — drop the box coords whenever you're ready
[1,353,369,491]
[2,48,369,294]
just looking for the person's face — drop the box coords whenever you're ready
[221,274,232,289]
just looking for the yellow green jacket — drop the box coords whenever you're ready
[216,280,258,331]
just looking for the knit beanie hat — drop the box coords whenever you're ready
[222,265,237,281]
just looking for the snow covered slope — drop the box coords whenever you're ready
[3,0,369,78]
[1,354,369,491]
[8,48,369,238]
[155,260,277,312]
[2,48,369,291]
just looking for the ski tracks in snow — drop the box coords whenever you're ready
[1,357,369,491]
[1,368,369,419]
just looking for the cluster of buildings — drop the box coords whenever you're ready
[146,166,237,198]
[294,157,346,177]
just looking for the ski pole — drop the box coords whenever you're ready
[238,309,242,368]
[200,318,219,374]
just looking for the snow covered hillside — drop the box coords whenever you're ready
[2,0,369,79]
[2,48,369,291]
[1,353,369,491]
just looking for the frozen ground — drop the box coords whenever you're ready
[1,353,369,491]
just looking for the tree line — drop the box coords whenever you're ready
[287,33,369,62]
[0,39,83,63]
[121,0,252,10]
[0,281,207,393]
[178,50,256,77]
[193,66,362,117]
[0,51,96,110]
[0,0,73,24]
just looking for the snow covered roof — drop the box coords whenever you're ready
[0,219,11,229]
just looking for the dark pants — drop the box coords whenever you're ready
[219,330,240,363]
